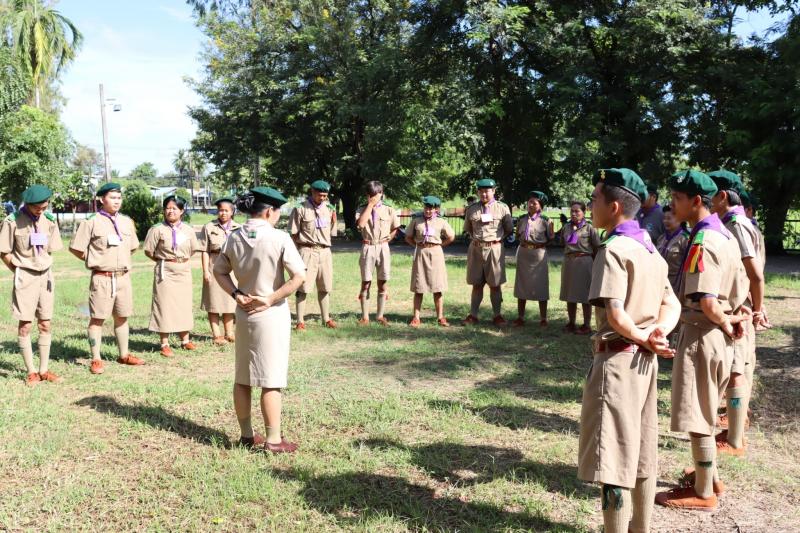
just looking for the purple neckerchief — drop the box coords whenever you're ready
[658,227,686,256]
[98,209,121,238]
[566,219,586,245]
[524,212,540,241]
[307,197,323,224]
[608,219,655,253]
[722,205,747,225]
[371,201,383,226]
[423,213,438,242]
[164,221,182,251]
[750,217,759,230]
[218,218,232,234]
[639,203,661,218]
[481,199,495,214]
[21,206,42,255]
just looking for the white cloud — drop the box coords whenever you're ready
[158,5,194,24]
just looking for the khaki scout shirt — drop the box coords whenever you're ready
[723,212,758,261]
[288,199,337,247]
[589,234,672,340]
[200,220,241,253]
[355,204,400,243]
[407,216,455,245]
[464,200,512,242]
[656,228,690,293]
[70,212,139,272]
[0,210,63,271]
[143,222,199,260]
[515,213,552,245]
[562,221,601,254]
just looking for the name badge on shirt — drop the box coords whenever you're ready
[480,213,493,223]
[315,218,329,229]
[107,234,122,246]
[30,232,48,246]
[176,233,188,246]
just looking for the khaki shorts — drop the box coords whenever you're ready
[578,348,658,488]
[730,320,754,377]
[89,271,134,320]
[359,242,391,282]
[466,240,506,287]
[12,268,54,321]
[671,323,732,435]
[299,246,333,293]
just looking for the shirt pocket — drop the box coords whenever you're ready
[13,227,31,252]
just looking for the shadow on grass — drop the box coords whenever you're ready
[74,394,231,448]
[274,465,584,532]
[427,399,580,433]
[750,324,800,433]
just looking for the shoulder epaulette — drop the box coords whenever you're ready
[691,230,705,245]
[683,234,706,273]
[4,213,16,222]
[601,234,618,247]
[44,212,56,222]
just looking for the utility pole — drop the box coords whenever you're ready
[99,83,111,182]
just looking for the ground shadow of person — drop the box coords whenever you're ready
[426,399,580,433]
[74,394,231,448]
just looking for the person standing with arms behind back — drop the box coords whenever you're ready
[656,205,690,295]
[69,182,144,375]
[560,201,601,334]
[214,187,306,453]
[512,190,554,327]
[200,198,241,345]
[0,185,63,386]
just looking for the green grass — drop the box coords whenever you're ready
[0,242,798,531]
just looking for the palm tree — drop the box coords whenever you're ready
[7,0,83,108]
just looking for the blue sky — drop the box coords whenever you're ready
[56,2,785,176]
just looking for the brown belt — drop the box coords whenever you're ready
[567,252,592,257]
[474,240,501,247]
[93,270,128,277]
[165,258,189,263]
[362,239,389,245]
[594,339,642,353]
[520,242,546,249]
[417,242,441,249]
[298,243,328,249]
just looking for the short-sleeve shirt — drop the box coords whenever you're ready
[656,229,690,292]
[636,205,665,243]
[200,220,241,253]
[288,200,337,246]
[214,220,306,306]
[143,222,199,260]
[562,222,601,254]
[355,204,400,243]
[723,213,758,260]
[589,234,672,340]
[407,216,455,245]
[463,201,513,242]
[516,214,551,244]
[70,213,139,272]
[0,211,63,271]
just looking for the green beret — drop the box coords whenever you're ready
[592,168,647,202]
[214,197,235,207]
[476,178,496,189]
[422,195,441,207]
[527,190,548,204]
[96,182,122,197]
[707,169,744,195]
[251,186,288,207]
[21,184,52,205]
[668,169,718,198]
[310,180,330,192]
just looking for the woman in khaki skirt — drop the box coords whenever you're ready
[200,198,241,345]
[513,190,554,327]
[213,187,306,453]
[144,195,200,356]
[405,196,455,327]
[560,200,601,334]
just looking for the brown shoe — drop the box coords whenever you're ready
[540,319,548,327]
[575,325,592,335]
[264,438,298,454]
[295,322,306,331]
[225,334,235,342]
[376,316,389,326]
[237,433,266,449]
[357,318,370,326]
[26,372,42,387]
[213,336,228,346]
[511,318,525,327]
[409,317,421,328]
[90,360,105,374]
[438,318,450,327]
[680,467,725,495]
[462,314,479,325]
[655,486,717,511]
[563,323,577,333]
[492,315,507,327]
[39,371,63,383]
[325,320,337,329]
[118,354,145,366]
[716,437,747,457]
[160,345,174,358]
[181,341,197,351]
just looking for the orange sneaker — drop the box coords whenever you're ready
[90,360,105,374]
[463,314,479,325]
[39,371,63,383]
[438,318,450,327]
[357,318,370,326]
[409,317,421,328]
[160,345,174,358]
[492,315,507,327]
[680,467,725,495]
[213,336,228,346]
[26,372,42,387]
[376,317,389,326]
[295,322,306,331]
[716,437,747,457]
[181,341,197,351]
[118,354,145,366]
[655,486,717,511]
[325,320,338,329]
[511,318,525,327]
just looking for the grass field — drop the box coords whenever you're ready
[0,242,798,532]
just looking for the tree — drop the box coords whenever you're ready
[6,0,83,108]
[128,161,158,181]
[0,46,30,116]
[72,143,102,178]
[121,180,161,240]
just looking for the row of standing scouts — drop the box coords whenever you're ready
[1,166,769,529]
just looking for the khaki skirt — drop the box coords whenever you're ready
[410,245,448,293]
[560,254,593,303]
[235,301,291,388]
[149,260,194,333]
[202,252,237,314]
[514,246,549,300]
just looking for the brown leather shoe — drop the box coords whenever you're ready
[26,372,42,387]
[118,354,145,366]
[160,345,174,358]
[357,318,370,326]
[39,371,63,383]
[438,318,450,327]
[511,318,525,327]
[716,435,747,457]
[376,316,389,326]
[655,486,717,511]
[325,320,337,329]
[181,341,197,351]
[681,467,725,495]
[492,315,507,327]
[90,359,105,374]
[408,317,421,328]
[463,314,479,325]
[213,336,228,346]
[264,438,298,454]
[237,433,266,449]
[295,322,306,331]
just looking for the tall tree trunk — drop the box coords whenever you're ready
[763,193,791,255]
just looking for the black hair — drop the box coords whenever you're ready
[365,180,384,197]
[600,184,641,218]
[662,204,671,213]
[570,200,587,212]
[163,195,187,210]
[235,192,273,216]
[216,199,235,210]
[723,190,742,206]
[700,196,713,209]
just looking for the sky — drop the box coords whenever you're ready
[56,2,786,176]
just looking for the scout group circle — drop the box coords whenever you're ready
[1,167,768,531]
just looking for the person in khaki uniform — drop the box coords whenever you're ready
[70,182,144,374]
[355,181,400,326]
[512,190,554,327]
[200,197,241,345]
[655,170,749,512]
[462,178,513,326]
[560,200,602,334]
[405,195,455,327]
[741,190,767,269]
[288,180,338,330]
[214,187,306,453]
[578,168,680,533]
[656,205,690,295]
[144,195,200,357]
[0,185,63,386]
[708,170,767,456]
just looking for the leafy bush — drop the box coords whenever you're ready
[122,180,161,240]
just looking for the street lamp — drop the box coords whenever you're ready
[99,83,122,182]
